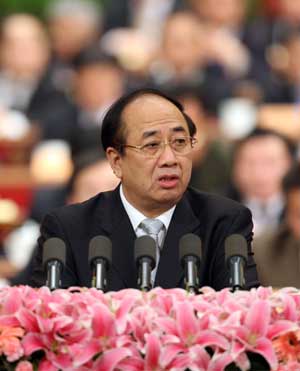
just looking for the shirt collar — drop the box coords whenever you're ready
[119,184,175,232]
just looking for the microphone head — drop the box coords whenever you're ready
[134,235,156,269]
[224,234,248,266]
[179,233,202,267]
[89,236,112,268]
[43,237,66,270]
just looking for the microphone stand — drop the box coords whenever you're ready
[46,261,62,290]
[138,257,153,292]
[229,256,246,292]
[91,258,108,291]
[184,256,199,294]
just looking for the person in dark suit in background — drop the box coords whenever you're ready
[253,162,300,288]
[30,88,259,290]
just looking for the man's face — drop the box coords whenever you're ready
[107,94,193,217]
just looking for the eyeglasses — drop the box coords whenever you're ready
[118,136,198,157]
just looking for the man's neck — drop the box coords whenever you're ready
[119,184,176,232]
[120,184,176,218]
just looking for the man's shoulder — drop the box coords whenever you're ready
[186,187,251,218]
[46,189,117,222]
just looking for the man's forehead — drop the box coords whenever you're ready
[122,93,185,123]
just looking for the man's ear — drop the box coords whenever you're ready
[106,147,122,179]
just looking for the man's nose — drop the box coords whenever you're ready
[158,141,178,165]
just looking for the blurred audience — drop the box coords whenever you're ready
[149,11,233,111]
[170,84,232,193]
[102,0,185,38]
[243,0,300,83]
[0,13,79,152]
[153,11,205,81]
[254,162,300,287]
[28,140,74,222]
[72,50,126,153]
[45,0,103,94]
[187,0,251,78]
[67,150,120,204]
[262,27,300,103]
[227,128,295,237]
[5,150,119,286]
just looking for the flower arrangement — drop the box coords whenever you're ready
[0,285,299,371]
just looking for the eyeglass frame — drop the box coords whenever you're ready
[116,136,198,157]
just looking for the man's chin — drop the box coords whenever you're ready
[156,188,183,204]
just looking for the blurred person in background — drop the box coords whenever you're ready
[149,11,233,109]
[71,49,127,153]
[152,11,205,82]
[251,0,300,46]
[186,0,252,80]
[185,0,287,103]
[7,151,119,286]
[260,27,300,103]
[169,84,232,193]
[100,0,179,87]
[67,151,120,205]
[227,128,295,237]
[188,0,246,30]
[45,0,103,94]
[253,162,300,288]
[242,0,300,85]
[102,0,185,38]
[0,13,79,152]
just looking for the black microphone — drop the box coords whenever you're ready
[179,234,202,294]
[225,234,248,291]
[43,237,66,290]
[89,236,112,291]
[135,235,156,292]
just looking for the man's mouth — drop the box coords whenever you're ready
[158,175,180,189]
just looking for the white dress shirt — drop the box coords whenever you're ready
[119,184,175,283]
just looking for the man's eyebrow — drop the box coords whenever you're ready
[141,126,186,139]
[172,126,186,133]
[142,130,159,139]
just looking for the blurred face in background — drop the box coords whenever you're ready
[0,14,49,80]
[279,0,300,24]
[188,0,246,29]
[68,160,119,204]
[176,94,209,164]
[233,136,292,201]
[162,12,205,74]
[74,63,124,111]
[48,15,98,61]
[286,188,300,240]
[284,35,300,83]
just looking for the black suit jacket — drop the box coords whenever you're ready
[30,186,259,291]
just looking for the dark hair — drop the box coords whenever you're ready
[75,47,123,71]
[163,82,215,115]
[66,149,106,196]
[101,88,197,154]
[282,162,300,194]
[233,127,297,160]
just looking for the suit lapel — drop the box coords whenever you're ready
[94,187,138,289]
[155,192,201,288]
[95,188,201,290]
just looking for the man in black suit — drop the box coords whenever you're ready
[30,88,259,290]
